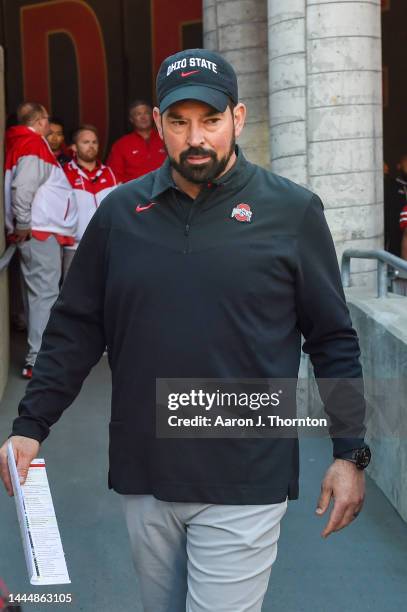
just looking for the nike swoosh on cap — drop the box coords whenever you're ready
[181,70,200,78]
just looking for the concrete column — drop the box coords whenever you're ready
[268,0,383,287]
[306,0,383,287]
[0,46,9,402]
[268,0,308,185]
[203,0,270,167]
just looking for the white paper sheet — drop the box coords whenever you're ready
[7,440,71,585]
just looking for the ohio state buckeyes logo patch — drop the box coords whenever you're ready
[231,203,253,223]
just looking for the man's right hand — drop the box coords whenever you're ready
[13,228,32,242]
[0,436,40,496]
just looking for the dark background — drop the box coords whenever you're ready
[0,0,202,157]
[381,1,407,173]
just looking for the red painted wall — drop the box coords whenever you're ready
[1,0,202,155]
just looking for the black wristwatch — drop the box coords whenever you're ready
[335,445,371,470]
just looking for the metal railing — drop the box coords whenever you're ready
[0,244,16,273]
[341,249,407,298]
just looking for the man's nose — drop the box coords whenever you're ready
[187,123,205,147]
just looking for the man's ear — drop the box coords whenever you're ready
[153,107,163,139]
[71,143,77,154]
[232,103,246,139]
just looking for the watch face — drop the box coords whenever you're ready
[356,446,371,469]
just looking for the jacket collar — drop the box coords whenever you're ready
[70,158,104,180]
[151,145,252,199]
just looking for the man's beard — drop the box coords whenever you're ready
[78,151,98,163]
[167,136,236,184]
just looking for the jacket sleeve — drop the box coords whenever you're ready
[11,209,109,442]
[11,154,51,230]
[295,194,366,456]
[106,141,125,184]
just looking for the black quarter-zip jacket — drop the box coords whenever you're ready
[12,148,366,504]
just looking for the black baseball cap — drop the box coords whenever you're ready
[156,49,238,114]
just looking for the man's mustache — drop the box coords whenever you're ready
[180,147,216,163]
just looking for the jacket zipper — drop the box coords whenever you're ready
[179,184,215,254]
[64,197,70,221]
[184,203,195,254]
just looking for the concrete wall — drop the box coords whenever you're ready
[347,290,407,523]
[0,46,9,402]
[304,288,407,523]
[203,0,270,167]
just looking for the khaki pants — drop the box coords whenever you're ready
[121,494,288,612]
[18,236,62,365]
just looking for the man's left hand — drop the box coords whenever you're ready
[316,459,365,538]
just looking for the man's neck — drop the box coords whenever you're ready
[78,159,97,172]
[171,150,237,200]
[135,128,152,140]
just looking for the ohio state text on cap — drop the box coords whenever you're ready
[156,49,238,114]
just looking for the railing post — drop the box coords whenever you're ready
[342,249,407,298]
[377,261,388,297]
[341,254,351,287]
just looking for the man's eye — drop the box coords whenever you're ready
[206,118,221,125]
[172,120,186,126]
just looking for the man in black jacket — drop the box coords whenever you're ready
[0,49,369,611]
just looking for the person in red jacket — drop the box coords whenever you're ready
[106,100,166,182]
[46,116,72,166]
[63,124,117,276]
[400,202,407,260]
[4,102,77,379]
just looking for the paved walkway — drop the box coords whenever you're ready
[1,332,406,611]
